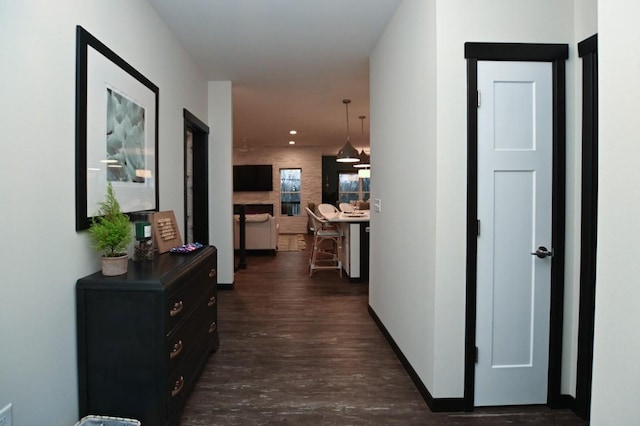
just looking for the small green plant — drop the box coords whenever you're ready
[89,182,132,257]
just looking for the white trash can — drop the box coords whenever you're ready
[75,415,141,426]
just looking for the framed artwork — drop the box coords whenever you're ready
[75,25,159,230]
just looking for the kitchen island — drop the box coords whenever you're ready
[325,211,370,281]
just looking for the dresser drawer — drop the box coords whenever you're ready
[165,262,216,334]
[166,303,217,421]
[166,287,217,374]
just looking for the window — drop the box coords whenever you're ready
[338,172,370,203]
[280,168,301,216]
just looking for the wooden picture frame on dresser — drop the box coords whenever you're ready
[76,245,218,425]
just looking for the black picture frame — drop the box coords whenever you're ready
[75,25,159,231]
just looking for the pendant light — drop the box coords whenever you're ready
[354,115,370,168]
[336,99,360,163]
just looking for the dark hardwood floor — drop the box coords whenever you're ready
[180,237,586,425]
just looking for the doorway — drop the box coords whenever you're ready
[184,109,210,244]
[464,42,569,410]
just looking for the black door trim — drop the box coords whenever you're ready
[464,42,569,410]
[183,109,210,244]
[575,33,598,421]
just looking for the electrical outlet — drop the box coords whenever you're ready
[0,403,12,426]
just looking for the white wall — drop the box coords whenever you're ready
[370,0,439,392]
[208,82,235,285]
[0,1,209,424]
[370,0,593,399]
[590,1,640,423]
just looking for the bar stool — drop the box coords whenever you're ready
[305,207,342,277]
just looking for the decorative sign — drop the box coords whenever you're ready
[152,211,182,254]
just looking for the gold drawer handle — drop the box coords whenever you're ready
[208,296,216,307]
[171,376,185,397]
[209,321,217,334]
[169,340,183,359]
[169,301,184,317]
[208,268,216,279]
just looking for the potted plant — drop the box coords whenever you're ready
[89,182,133,276]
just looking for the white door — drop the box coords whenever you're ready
[475,61,553,406]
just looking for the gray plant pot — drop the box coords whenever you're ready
[101,254,129,276]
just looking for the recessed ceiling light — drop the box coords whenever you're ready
[289,140,296,145]
[289,130,297,135]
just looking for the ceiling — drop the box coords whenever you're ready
[147,0,401,155]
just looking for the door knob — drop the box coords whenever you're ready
[531,246,553,259]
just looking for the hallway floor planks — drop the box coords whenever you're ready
[180,243,586,425]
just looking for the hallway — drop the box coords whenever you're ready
[180,244,586,425]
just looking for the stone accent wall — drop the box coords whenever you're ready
[233,146,323,234]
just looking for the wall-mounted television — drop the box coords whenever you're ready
[233,164,273,192]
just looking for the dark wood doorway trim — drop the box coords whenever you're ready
[575,33,598,421]
[184,109,210,245]
[464,42,569,411]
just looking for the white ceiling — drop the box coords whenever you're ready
[147,0,401,154]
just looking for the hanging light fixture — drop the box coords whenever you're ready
[354,115,370,168]
[336,99,360,163]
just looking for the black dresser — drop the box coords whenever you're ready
[76,246,219,425]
